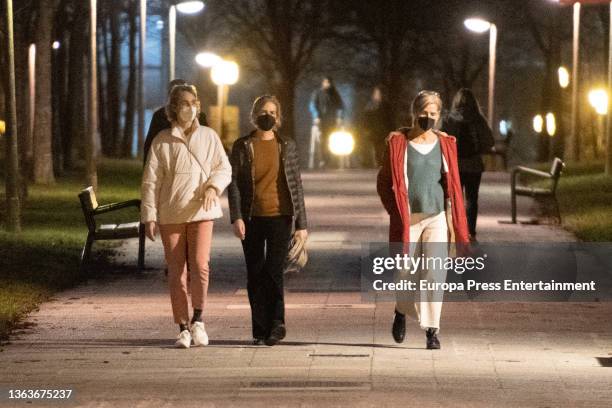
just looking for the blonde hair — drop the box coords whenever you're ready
[411,90,443,126]
[165,84,200,123]
[250,95,282,128]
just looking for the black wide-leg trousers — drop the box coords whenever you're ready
[241,216,292,339]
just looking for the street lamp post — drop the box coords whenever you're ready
[464,18,497,128]
[607,1,612,175]
[28,44,36,156]
[210,60,239,143]
[569,2,581,161]
[136,0,146,158]
[87,0,98,191]
[169,5,176,82]
[169,1,205,82]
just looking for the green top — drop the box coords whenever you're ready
[406,140,445,214]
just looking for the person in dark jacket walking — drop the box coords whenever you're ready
[442,88,494,240]
[358,86,393,167]
[309,76,344,167]
[143,79,208,165]
[228,95,308,346]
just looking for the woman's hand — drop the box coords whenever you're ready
[145,221,157,241]
[233,219,246,240]
[294,229,308,241]
[203,187,218,211]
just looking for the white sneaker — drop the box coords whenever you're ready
[191,321,209,346]
[175,329,192,349]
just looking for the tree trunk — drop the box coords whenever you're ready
[32,0,56,184]
[52,37,64,175]
[275,77,297,140]
[122,0,137,158]
[57,29,71,171]
[98,16,110,156]
[86,0,99,191]
[14,23,31,192]
[108,7,122,156]
[67,5,88,168]
[13,11,33,184]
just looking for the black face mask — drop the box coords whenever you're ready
[417,116,436,132]
[256,114,276,131]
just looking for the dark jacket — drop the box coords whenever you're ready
[441,111,494,173]
[143,107,208,165]
[228,131,307,230]
[309,87,344,122]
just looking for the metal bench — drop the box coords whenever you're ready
[511,157,565,224]
[78,187,145,272]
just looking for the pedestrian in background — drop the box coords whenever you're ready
[442,88,494,241]
[228,95,308,346]
[358,86,393,167]
[143,79,209,165]
[309,76,344,168]
[377,90,469,350]
[141,85,231,348]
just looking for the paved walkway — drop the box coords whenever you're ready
[1,170,611,407]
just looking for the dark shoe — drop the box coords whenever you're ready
[253,338,266,346]
[426,328,440,350]
[392,311,406,343]
[265,322,286,346]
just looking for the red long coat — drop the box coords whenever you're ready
[376,131,470,250]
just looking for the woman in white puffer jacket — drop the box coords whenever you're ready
[141,84,231,348]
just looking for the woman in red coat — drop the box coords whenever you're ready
[376,90,469,349]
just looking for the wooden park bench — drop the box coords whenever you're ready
[78,187,145,272]
[510,157,565,224]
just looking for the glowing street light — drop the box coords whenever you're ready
[328,130,355,156]
[328,130,354,169]
[533,114,544,133]
[210,60,239,143]
[465,17,497,128]
[464,18,491,33]
[169,1,205,81]
[499,119,509,136]
[176,0,205,14]
[52,41,60,50]
[546,112,556,136]
[589,89,609,115]
[195,52,221,68]
[211,60,239,86]
[558,66,570,88]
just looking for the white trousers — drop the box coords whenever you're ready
[395,211,448,331]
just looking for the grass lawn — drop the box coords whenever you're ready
[530,161,612,242]
[0,159,142,340]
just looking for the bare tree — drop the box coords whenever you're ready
[66,2,88,170]
[32,0,56,184]
[211,0,342,139]
[515,1,570,160]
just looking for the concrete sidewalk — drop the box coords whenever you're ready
[1,170,611,407]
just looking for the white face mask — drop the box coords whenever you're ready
[179,105,197,124]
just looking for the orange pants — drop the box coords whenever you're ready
[159,220,213,325]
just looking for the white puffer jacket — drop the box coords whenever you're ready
[141,124,232,225]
